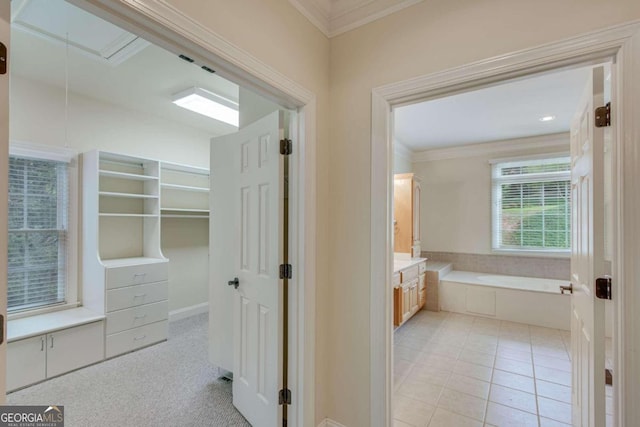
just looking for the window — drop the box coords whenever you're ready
[492,156,571,252]
[8,156,69,312]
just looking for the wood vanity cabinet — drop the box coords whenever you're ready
[394,173,421,257]
[394,261,426,327]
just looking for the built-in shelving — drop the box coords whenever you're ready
[160,183,209,193]
[99,191,159,199]
[160,162,210,219]
[99,170,159,181]
[99,213,158,218]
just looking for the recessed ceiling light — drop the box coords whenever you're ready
[172,87,239,127]
[539,115,556,122]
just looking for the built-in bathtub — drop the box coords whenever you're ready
[439,271,570,330]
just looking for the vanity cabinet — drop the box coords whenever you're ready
[393,260,427,327]
[394,173,421,257]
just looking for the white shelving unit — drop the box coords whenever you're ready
[83,150,169,359]
[160,161,210,220]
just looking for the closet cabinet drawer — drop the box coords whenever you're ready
[105,262,168,289]
[106,301,168,334]
[106,321,167,358]
[107,281,168,312]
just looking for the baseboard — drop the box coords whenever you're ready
[169,302,209,322]
[317,418,347,427]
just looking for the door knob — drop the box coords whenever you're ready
[228,277,239,289]
[560,283,573,295]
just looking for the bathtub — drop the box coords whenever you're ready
[439,271,570,330]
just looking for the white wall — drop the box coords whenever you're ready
[412,135,569,254]
[393,145,412,174]
[10,75,211,313]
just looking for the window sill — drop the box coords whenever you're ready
[491,249,571,259]
[7,307,105,343]
[8,301,81,321]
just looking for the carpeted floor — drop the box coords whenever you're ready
[7,313,250,427]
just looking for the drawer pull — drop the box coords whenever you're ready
[49,336,54,349]
[133,273,147,278]
[133,294,147,298]
[133,335,147,341]
[134,314,147,320]
[40,336,44,351]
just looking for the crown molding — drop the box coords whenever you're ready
[411,132,570,163]
[289,0,423,38]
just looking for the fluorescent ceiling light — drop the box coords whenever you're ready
[539,115,556,122]
[172,87,239,127]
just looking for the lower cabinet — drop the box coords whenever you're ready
[394,261,428,327]
[7,321,104,392]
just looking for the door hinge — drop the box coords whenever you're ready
[280,139,292,155]
[0,314,3,345]
[279,388,292,405]
[596,276,612,300]
[279,264,292,279]
[595,102,611,127]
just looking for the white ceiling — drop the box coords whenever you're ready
[10,0,241,136]
[393,66,604,152]
[289,0,422,37]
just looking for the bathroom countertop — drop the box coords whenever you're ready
[393,257,427,274]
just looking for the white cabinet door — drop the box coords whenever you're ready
[7,335,46,392]
[570,66,606,427]
[47,322,104,378]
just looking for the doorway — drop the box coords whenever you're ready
[371,22,640,427]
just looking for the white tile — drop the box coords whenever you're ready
[445,374,490,399]
[394,419,414,427]
[394,395,436,427]
[427,408,483,427]
[423,343,463,359]
[396,345,422,363]
[535,366,571,387]
[496,347,532,363]
[498,339,531,353]
[458,348,496,368]
[534,353,571,372]
[491,370,535,394]
[414,354,456,373]
[532,344,569,360]
[396,336,430,352]
[488,384,537,414]
[453,360,493,382]
[397,379,444,406]
[535,379,571,404]
[485,402,538,427]
[495,357,534,377]
[408,363,452,387]
[539,417,571,427]
[464,341,498,355]
[538,396,572,424]
[437,388,487,422]
[466,334,499,347]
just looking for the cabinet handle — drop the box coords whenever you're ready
[134,314,147,319]
[133,335,146,341]
[133,273,147,278]
[40,336,44,351]
[49,335,54,349]
[133,293,147,298]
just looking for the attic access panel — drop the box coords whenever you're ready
[11,0,149,66]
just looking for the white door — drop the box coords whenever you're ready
[0,0,9,402]
[210,111,285,426]
[570,66,606,427]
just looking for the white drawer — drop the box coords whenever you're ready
[392,272,401,287]
[105,261,168,289]
[107,281,168,312]
[402,265,419,282]
[419,262,427,274]
[106,321,167,358]
[106,301,168,334]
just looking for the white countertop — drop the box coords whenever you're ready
[393,257,427,274]
[8,307,105,342]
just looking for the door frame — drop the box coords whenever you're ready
[68,1,317,426]
[370,21,640,427]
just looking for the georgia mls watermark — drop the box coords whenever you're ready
[0,406,64,427]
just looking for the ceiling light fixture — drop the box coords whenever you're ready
[172,87,239,127]
[539,115,556,122]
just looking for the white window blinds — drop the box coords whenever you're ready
[492,156,571,252]
[8,156,69,312]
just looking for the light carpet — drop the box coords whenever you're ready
[8,313,250,426]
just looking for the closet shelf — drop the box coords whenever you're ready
[99,213,158,218]
[99,191,159,199]
[162,214,210,219]
[161,183,209,193]
[161,208,209,213]
[99,170,159,181]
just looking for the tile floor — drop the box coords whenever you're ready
[393,310,614,427]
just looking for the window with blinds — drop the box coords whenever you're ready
[8,156,69,312]
[492,156,571,252]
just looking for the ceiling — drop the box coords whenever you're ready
[289,0,422,37]
[10,0,241,136]
[393,66,607,152]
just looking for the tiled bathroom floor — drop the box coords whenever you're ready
[393,310,614,427]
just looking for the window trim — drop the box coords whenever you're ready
[7,141,79,320]
[491,153,571,254]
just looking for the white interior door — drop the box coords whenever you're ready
[210,111,284,426]
[570,66,606,427]
[0,0,9,402]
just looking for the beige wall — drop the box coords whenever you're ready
[412,139,569,255]
[393,148,412,174]
[328,1,640,424]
